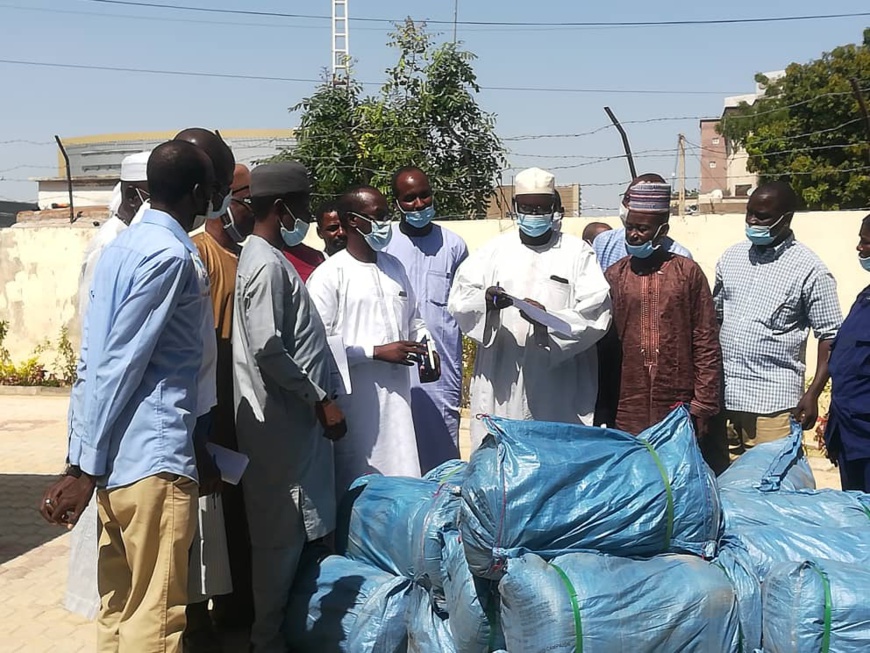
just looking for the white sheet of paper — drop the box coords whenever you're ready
[505,293,574,336]
[205,443,249,486]
[327,335,352,396]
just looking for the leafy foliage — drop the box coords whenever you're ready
[719,29,870,210]
[277,19,506,219]
[0,320,78,386]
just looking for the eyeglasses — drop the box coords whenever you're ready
[514,202,555,216]
[350,210,393,225]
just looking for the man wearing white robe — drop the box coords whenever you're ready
[448,167,612,447]
[307,185,433,493]
[66,151,151,620]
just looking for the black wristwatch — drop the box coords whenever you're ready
[64,464,83,478]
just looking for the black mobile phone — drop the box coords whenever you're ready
[418,336,438,383]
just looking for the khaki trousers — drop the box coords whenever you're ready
[96,473,198,653]
[726,410,793,461]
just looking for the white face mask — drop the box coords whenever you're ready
[207,193,232,220]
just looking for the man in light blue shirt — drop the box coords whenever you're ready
[592,173,692,270]
[40,140,217,653]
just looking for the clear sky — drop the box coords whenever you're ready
[0,0,867,213]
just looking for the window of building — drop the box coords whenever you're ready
[709,161,717,169]
[735,184,753,197]
[712,137,720,145]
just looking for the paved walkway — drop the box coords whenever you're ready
[0,394,842,652]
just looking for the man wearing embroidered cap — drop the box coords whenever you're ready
[597,182,727,472]
[448,167,612,447]
[232,161,346,653]
[592,173,693,271]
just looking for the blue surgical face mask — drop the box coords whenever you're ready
[399,202,436,229]
[280,201,309,247]
[516,212,554,238]
[745,213,786,246]
[354,213,393,251]
[860,254,870,272]
[625,225,663,259]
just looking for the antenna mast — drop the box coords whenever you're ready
[332,0,350,84]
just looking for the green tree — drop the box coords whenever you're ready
[719,29,870,210]
[277,19,506,218]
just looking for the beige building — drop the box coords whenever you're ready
[485,183,581,218]
[698,71,785,212]
[34,129,296,210]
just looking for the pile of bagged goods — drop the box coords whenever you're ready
[284,405,870,652]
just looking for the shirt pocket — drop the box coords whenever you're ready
[426,270,451,307]
[766,293,803,334]
[539,275,573,312]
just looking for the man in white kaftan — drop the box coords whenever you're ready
[448,167,612,447]
[307,185,431,493]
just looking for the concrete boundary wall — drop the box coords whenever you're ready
[1,211,867,378]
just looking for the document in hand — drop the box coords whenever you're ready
[205,443,250,485]
[504,293,573,336]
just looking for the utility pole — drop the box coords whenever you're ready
[332,0,350,84]
[677,134,686,218]
[453,0,459,43]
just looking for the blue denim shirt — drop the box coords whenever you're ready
[68,209,207,489]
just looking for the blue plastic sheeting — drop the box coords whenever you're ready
[460,406,721,579]
[337,475,460,595]
[441,533,505,653]
[406,587,458,653]
[499,552,742,653]
[284,555,412,653]
[423,459,468,487]
[713,537,763,652]
[762,560,870,653]
[721,488,870,581]
[717,420,815,492]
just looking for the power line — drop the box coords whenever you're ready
[0,58,737,95]
[78,2,870,28]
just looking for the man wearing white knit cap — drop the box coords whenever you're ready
[448,167,612,447]
[78,151,151,317]
[65,151,152,621]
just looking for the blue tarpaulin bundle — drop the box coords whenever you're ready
[423,459,468,487]
[720,488,870,581]
[762,560,870,653]
[498,552,742,653]
[713,536,763,651]
[717,420,815,492]
[460,405,721,579]
[284,555,412,653]
[336,474,460,596]
[441,532,505,653]
[406,587,458,653]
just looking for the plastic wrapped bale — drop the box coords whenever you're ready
[336,474,460,595]
[721,488,870,580]
[441,532,505,653]
[460,405,721,579]
[423,459,468,487]
[762,560,870,653]
[499,552,741,653]
[713,536,763,651]
[284,555,412,653]
[717,419,815,492]
[406,587,458,653]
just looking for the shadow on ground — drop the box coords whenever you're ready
[0,474,67,565]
